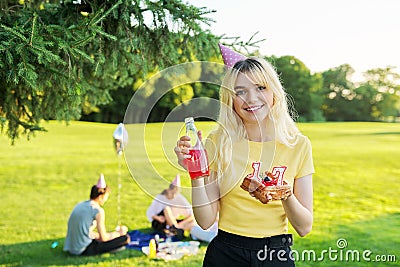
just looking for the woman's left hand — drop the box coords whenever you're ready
[249,185,293,204]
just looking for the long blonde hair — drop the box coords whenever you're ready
[210,57,300,179]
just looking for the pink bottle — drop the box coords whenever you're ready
[184,117,209,179]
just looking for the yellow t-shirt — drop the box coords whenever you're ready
[205,134,314,238]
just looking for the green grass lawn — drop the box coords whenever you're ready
[0,121,399,266]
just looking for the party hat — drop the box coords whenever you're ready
[96,173,107,188]
[218,43,247,68]
[171,174,181,187]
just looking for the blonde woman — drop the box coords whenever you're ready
[174,47,314,266]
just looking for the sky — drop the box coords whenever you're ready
[188,0,400,78]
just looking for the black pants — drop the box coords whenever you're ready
[81,235,129,256]
[151,210,184,233]
[203,230,295,267]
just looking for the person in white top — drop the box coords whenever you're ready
[146,174,195,237]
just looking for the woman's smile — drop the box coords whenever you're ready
[243,105,264,112]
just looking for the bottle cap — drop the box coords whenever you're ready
[184,117,194,124]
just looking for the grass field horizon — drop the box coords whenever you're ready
[1,121,399,266]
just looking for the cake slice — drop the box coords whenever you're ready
[240,172,292,203]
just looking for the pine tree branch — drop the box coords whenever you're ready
[71,32,96,48]
[29,13,38,46]
[0,25,28,42]
[89,0,123,26]
[70,47,95,64]
[93,28,117,41]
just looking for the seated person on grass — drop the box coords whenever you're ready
[146,174,194,239]
[64,174,130,256]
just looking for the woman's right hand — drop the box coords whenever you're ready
[174,130,203,169]
[174,135,192,170]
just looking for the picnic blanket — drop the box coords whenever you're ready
[127,230,200,261]
[126,230,179,250]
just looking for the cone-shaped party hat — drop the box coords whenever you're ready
[171,174,181,187]
[96,173,107,188]
[218,43,247,68]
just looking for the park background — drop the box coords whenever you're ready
[1,0,400,266]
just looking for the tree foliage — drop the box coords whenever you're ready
[0,0,219,141]
[320,64,356,121]
[358,67,400,121]
[270,55,323,121]
[321,65,400,121]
